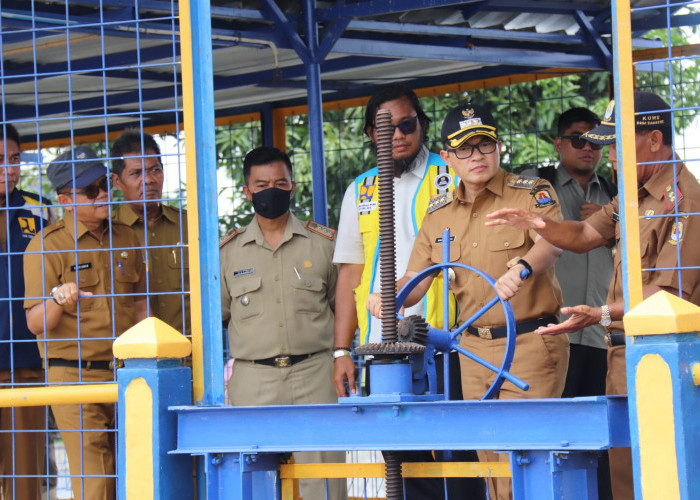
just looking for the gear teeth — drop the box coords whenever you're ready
[355,342,425,356]
[397,315,429,345]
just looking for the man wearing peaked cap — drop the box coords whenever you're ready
[24,145,147,500]
[487,91,700,500]
[368,103,569,500]
[582,90,673,145]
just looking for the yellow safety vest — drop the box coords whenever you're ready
[354,152,458,344]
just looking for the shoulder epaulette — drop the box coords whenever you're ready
[42,220,64,237]
[506,174,538,190]
[306,220,336,240]
[427,191,454,213]
[219,227,242,247]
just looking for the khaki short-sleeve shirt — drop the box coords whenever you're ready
[24,217,147,360]
[114,203,190,334]
[587,162,700,332]
[220,213,338,360]
[408,169,563,327]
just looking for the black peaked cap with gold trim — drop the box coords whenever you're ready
[441,104,498,149]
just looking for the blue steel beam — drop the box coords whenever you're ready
[173,397,630,454]
[258,0,308,64]
[347,19,588,45]
[573,9,613,71]
[303,0,329,224]
[317,0,607,22]
[333,37,604,70]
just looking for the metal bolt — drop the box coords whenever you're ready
[211,454,222,466]
[515,455,530,465]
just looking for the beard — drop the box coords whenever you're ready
[369,142,422,175]
[393,150,421,174]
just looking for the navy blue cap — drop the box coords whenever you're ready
[47,146,108,191]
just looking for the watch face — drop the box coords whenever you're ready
[601,319,612,327]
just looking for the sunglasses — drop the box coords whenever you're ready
[379,116,418,136]
[560,135,603,151]
[74,176,109,200]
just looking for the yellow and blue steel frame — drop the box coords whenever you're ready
[179,0,224,406]
[612,0,700,498]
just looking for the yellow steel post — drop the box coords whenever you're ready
[613,0,643,309]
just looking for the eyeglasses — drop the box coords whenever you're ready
[381,116,418,136]
[74,176,109,200]
[560,135,603,151]
[447,140,498,159]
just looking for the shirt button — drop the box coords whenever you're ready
[472,242,478,247]
[305,281,311,287]
[276,298,281,304]
[279,321,283,327]
[504,242,510,247]
[151,233,156,237]
[472,212,478,218]
[274,275,279,281]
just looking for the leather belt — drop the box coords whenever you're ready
[606,332,626,347]
[246,350,324,368]
[466,316,558,340]
[47,358,122,370]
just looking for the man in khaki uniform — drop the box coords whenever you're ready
[486,91,700,500]
[111,130,190,334]
[369,104,569,500]
[220,146,346,500]
[24,146,147,500]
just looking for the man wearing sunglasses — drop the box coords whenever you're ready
[0,123,54,500]
[372,104,569,500]
[24,146,147,500]
[486,91,700,500]
[523,108,615,499]
[332,85,483,500]
[111,130,190,336]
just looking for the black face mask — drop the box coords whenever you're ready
[251,187,292,219]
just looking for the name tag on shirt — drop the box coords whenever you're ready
[233,268,255,278]
[357,201,377,212]
[70,263,92,272]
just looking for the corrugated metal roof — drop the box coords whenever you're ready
[0,0,693,140]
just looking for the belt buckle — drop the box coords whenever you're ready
[477,327,493,340]
[274,356,291,368]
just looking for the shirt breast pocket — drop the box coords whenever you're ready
[228,276,263,321]
[430,237,461,266]
[290,275,325,314]
[65,266,100,312]
[487,228,526,258]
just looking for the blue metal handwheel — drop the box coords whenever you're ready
[395,228,529,400]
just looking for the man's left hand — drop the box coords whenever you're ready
[536,305,600,335]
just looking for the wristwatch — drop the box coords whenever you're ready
[333,348,352,359]
[50,285,63,305]
[599,304,612,327]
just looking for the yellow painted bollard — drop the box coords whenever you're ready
[624,291,700,500]
[114,317,193,500]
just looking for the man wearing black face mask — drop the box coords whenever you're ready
[219,146,346,500]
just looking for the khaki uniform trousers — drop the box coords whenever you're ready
[229,351,347,500]
[459,331,569,500]
[606,345,633,500]
[0,368,46,500]
[48,366,115,500]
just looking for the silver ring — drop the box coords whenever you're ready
[57,292,65,301]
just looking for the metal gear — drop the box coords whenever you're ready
[397,315,429,345]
